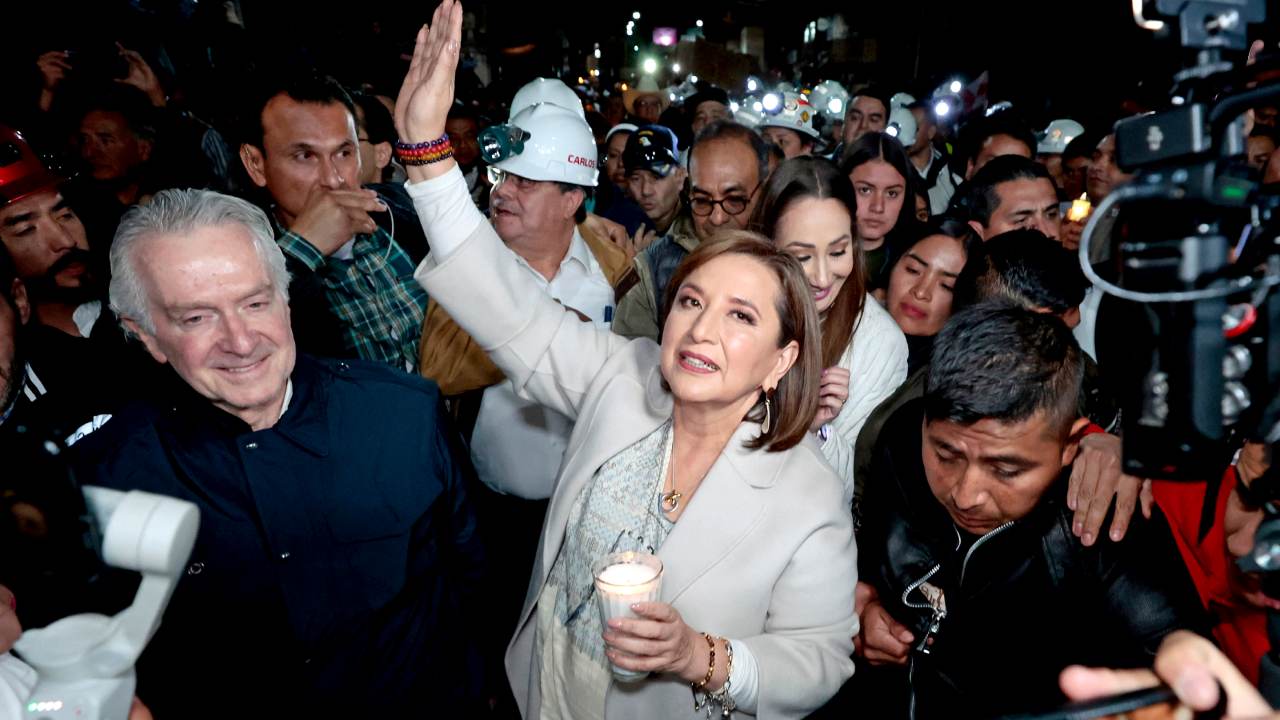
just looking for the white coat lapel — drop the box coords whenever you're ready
[520,360,673,629]
[657,422,783,602]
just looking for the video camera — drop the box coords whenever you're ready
[1076,0,1280,710]
[1081,0,1280,483]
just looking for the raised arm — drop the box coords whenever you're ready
[397,2,634,419]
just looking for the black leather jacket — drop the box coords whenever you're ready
[857,399,1208,719]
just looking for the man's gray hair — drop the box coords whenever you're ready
[109,188,290,334]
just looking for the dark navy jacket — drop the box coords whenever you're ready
[71,354,485,717]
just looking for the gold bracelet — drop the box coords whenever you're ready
[691,632,716,692]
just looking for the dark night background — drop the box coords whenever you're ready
[5,0,1280,132]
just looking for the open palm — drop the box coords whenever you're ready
[395,0,464,144]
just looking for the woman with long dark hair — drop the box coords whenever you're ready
[839,132,918,286]
[883,218,982,372]
[752,156,908,503]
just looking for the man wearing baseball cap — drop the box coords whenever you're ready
[622,125,687,236]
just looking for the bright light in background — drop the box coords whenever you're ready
[672,62,681,73]
[594,48,601,58]
[934,100,951,117]
[747,78,758,92]
[949,80,962,93]
[696,19,704,27]
[761,93,781,112]
[828,97,843,114]
[752,101,763,112]
[653,27,677,46]
[729,101,740,113]
[642,57,658,74]
[633,45,639,51]
[885,125,899,138]
[632,11,641,19]
[591,68,600,77]
[626,28,633,36]
[689,74,698,83]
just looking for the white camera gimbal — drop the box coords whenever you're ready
[7,488,198,719]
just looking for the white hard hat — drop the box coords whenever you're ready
[1038,118,1085,155]
[757,91,820,139]
[735,99,764,128]
[885,105,918,147]
[811,80,849,118]
[490,103,598,187]
[605,123,640,145]
[509,78,586,121]
[890,92,917,109]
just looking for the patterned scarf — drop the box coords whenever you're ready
[550,420,674,663]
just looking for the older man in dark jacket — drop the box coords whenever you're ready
[70,188,484,718]
[853,303,1206,719]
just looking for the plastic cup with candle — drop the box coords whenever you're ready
[594,550,664,682]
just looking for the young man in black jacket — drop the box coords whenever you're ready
[853,302,1206,719]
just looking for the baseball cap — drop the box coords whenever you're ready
[622,125,681,177]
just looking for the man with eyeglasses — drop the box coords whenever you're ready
[418,101,631,498]
[612,120,771,341]
[414,102,633,684]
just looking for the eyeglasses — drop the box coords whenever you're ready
[688,182,761,217]
[487,166,543,191]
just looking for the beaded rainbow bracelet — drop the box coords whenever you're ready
[395,135,454,166]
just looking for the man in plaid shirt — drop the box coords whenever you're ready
[239,73,427,371]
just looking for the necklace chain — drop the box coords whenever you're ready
[659,421,681,514]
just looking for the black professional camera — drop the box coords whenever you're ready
[1079,0,1280,707]
[1086,0,1280,482]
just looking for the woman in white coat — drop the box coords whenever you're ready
[750,156,908,506]
[397,4,857,718]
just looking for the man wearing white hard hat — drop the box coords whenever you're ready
[759,91,821,158]
[418,101,631,500]
[1036,118,1085,198]
[509,77,586,120]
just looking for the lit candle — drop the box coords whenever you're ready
[1067,193,1092,222]
[594,551,664,682]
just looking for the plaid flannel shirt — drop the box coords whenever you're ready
[276,225,428,371]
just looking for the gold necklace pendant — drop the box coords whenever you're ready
[661,490,682,513]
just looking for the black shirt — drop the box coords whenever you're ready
[70,355,486,717]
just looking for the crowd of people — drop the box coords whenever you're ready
[2,1,1280,718]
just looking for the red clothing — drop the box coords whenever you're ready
[1152,470,1269,684]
